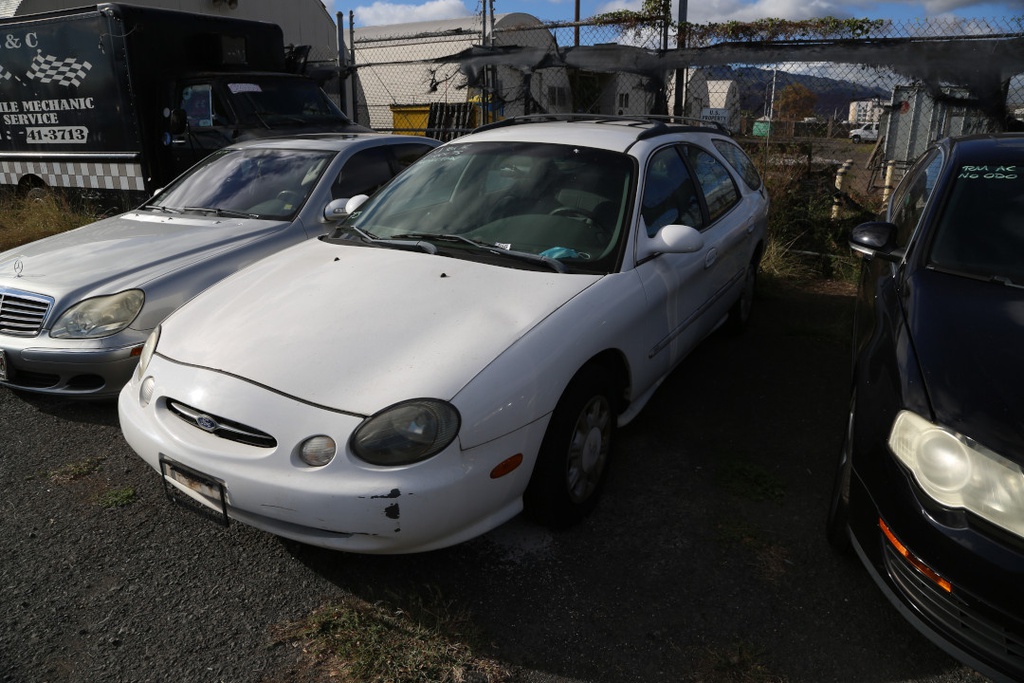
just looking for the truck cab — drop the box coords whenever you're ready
[166,73,367,176]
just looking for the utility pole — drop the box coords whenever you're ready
[673,0,687,116]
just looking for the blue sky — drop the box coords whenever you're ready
[325,0,1024,27]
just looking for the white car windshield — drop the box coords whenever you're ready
[148,148,335,220]
[342,141,635,274]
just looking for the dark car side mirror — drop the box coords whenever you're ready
[168,108,188,135]
[850,221,902,262]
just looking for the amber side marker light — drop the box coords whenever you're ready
[879,517,952,593]
[490,454,523,479]
[129,344,145,357]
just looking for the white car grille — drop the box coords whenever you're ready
[0,287,52,337]
[167,400,277,449]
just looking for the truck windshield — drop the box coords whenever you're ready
[226,78,349,126]
[147,147,336,220]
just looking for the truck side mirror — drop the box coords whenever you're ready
[168,108,188,135]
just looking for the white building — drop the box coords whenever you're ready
[848,99,883,125]
[682,71,740,131]
[349,14,570,133]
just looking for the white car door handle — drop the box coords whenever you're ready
[704,248,718,268]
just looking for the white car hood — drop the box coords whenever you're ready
[158,240,599,413]
[0,211,288,298]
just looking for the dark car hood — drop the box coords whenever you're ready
[907,267,1024,460]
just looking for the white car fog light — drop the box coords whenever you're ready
[300,436,337,467]
[139,376,156,407]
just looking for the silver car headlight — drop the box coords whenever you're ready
[50,290,144,339]
[889,410,1024,539]
[137,326,161,378]
[351,399,460,466]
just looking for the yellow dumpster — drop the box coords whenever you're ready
[389,105,430,135]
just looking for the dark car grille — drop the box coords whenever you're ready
[884,542,1024,674]
[167,400,277,449]
[0,287,52,337]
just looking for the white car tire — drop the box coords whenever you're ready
[524,365,616,528]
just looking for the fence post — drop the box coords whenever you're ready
[882,160,897,204]
[832,158,853,220]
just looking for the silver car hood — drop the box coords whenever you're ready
[0,211,291,302]
[157,239,599,413]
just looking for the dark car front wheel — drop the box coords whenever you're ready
[524,365,615,529]
[826,391,856,554]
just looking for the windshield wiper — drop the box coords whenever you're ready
[341,225,437,255]
[183,206,260,219]
[391,232,567,273]
[142,204,182,215]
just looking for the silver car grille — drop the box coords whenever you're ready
[167,400,277,449]
[0,287,53,337]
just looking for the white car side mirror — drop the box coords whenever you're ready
[323,194,370,222]
[637,223,704,261]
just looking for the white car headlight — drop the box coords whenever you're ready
[351,399,460,466]
[889,410,1024,539]
[50,290,144,339]
[137,326,161,378]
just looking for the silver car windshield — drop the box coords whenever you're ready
[928,161,1024,285]
[149,148,335,220]
[345,141,635,274]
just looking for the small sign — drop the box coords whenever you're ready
[701,108,730,125]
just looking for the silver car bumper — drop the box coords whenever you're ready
[0,336,145,398]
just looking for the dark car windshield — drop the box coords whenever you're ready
[339,141,635,274]
[148,148,336,220]
[928,161,1024,284]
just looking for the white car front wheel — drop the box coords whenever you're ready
[524,365,615,528]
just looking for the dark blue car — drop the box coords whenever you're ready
[827,133,1024,683]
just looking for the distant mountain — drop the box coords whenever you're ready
[698,65,889,120]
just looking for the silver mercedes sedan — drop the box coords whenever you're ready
[0,133,439,398]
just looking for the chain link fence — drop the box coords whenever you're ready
[342,15,1024,195]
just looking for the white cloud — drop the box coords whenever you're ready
[342,0,475,25]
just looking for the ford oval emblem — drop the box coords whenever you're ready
[196,415,219,432]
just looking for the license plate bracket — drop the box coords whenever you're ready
[159,455,229,527]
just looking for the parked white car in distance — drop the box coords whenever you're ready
[849,121,880,143]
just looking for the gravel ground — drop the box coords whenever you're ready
[0,278,993,683]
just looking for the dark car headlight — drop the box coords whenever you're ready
[351,399,460,466]
[889,410,1024,539]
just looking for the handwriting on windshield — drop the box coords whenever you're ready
[959,165,1018,179]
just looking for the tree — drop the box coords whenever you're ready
[775,83,817,120]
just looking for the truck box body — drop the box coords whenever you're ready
[0,3,363,200]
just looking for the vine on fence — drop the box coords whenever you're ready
[590,5,889,46]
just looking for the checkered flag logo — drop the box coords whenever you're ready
[26,53,92,87]
[0,65,11,81]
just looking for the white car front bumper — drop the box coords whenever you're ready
[118,355,546,554]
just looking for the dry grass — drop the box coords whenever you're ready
[273,589,512,683]
[0,192,103,253]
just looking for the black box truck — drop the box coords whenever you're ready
[0,2,366,201]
